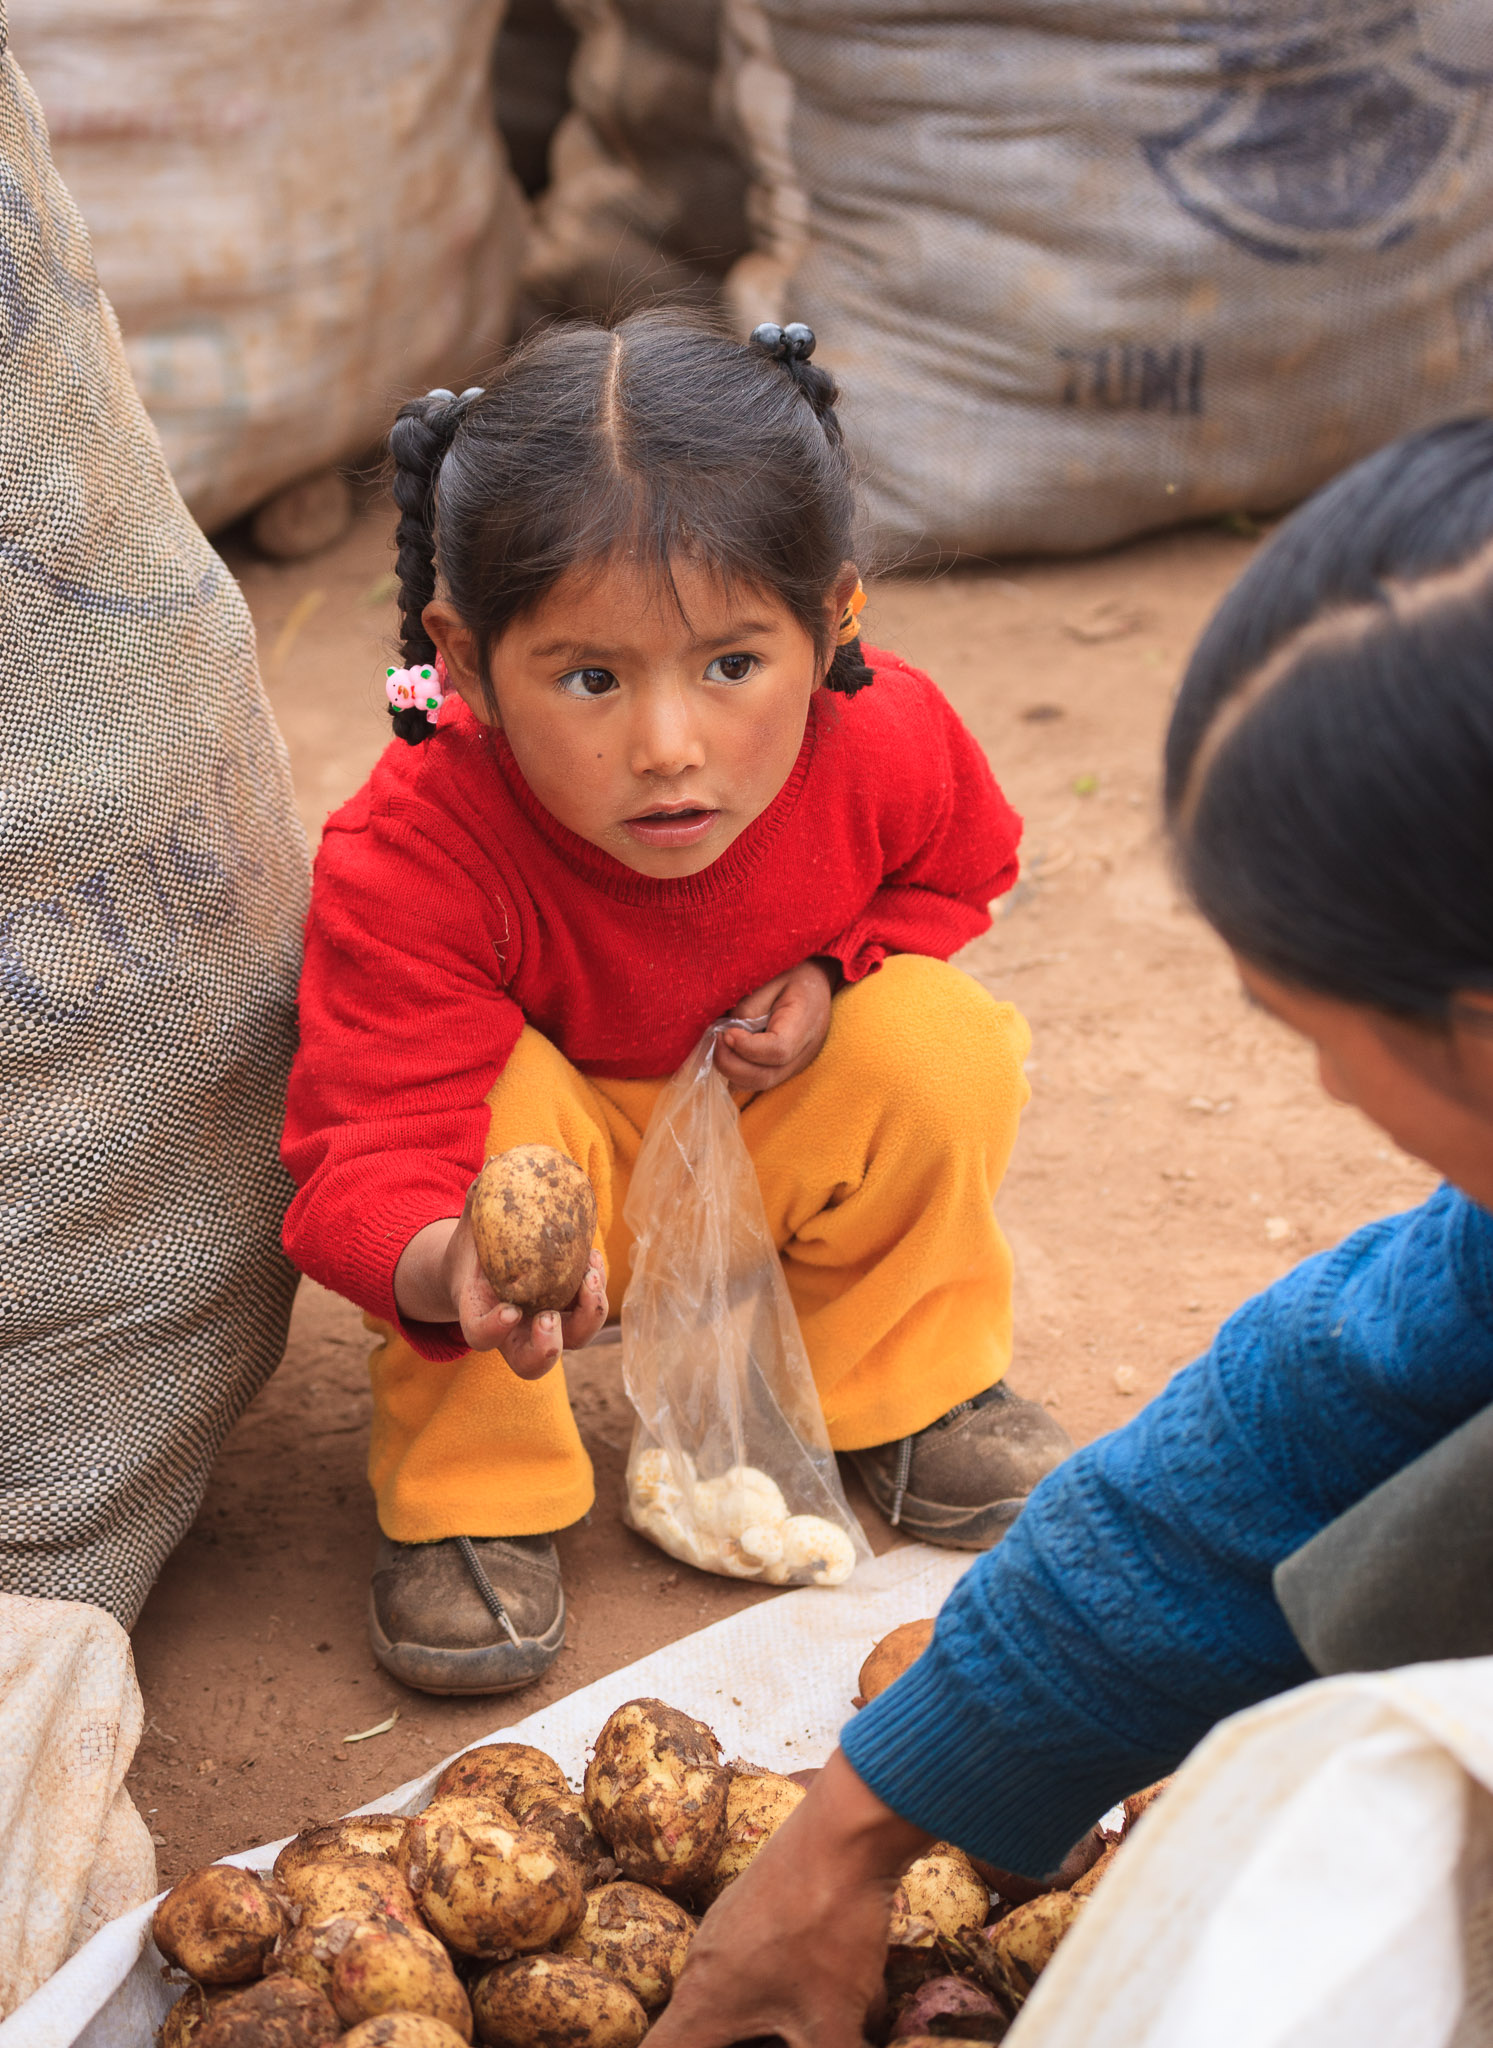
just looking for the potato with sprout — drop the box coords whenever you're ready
[559,1880,694,2010]
[471,1955,647,2048]
[583,1698,729,1890]
[153,1866,287,1987]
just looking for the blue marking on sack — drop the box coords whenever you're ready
[0,537,225,620]
[1143,10,1492,262]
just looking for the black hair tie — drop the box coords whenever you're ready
[750,321,816,363]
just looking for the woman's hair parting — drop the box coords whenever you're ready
[1165,416,1493,1021]
[385,311,871,746]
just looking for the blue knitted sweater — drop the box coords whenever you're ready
[842,1186,1493,1875]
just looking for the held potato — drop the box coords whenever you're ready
[342,2022,473,2048]
[470,1147,596,1312]
[988,1890,1084,1990]
[279,1854,424,1931]
[434,1742,568,1811]
[471,1955,647,2048]
[329,1915,472,2037]
[856,1620,936,1706]
[274,1816,407,1886]
[153,1865,288,1986]
[196,1975,341,2048]
[583,1698,729,1891]
[559,1880,694,2011]
[888,1845,990,1946]
[405,1814,585,1959]
[700,1769,804,1902]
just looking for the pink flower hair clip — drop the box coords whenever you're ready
[385,653,448,726]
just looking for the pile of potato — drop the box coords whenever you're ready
[152,1638,1167,2047]
[151,1699,805,2048]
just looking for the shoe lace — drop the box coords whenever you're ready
[456,1536,522,1648]
[887,1398,975,1527]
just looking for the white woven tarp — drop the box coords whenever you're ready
[0,1543,974,2047]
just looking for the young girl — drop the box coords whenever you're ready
[282,314,1072,1695]
[645,415,1493,2048]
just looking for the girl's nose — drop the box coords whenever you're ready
[629,690,705,779]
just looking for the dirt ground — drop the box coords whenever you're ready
[126,503,1435,1879]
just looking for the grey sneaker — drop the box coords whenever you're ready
[851,1382,1074,1550]
[368,1533,565,1696]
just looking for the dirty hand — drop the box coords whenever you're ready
[644,1750,930,2048]
[716,957,838,1090]
[392,1198,608,1378]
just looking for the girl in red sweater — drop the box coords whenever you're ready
[283,314,1071,1694]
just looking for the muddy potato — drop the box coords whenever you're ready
[159,1984,236,2047]
[988,1890,1083,1990]
[399,1796,518,1893]
[559,1880,693,2011]
[343,2022,472,2048]
[701,1770,804,1903]
[856,1620,935,1706]
[583,1698,729,1891]
[972,1824,1106,1906]
[470,1147,597,1312]
[153,1866,288,1986]
[269,1914,368,1998]
[1123,1777,1172,1831]
[407,1814,584,1960]
[889,1845,989,1945]
[279,1854,423,1931]
[329,1914,473,2037]
[516,1791,608,1886]
[471,1955,648,2048]
[275,1817,407,1886]
[196,1974,341,2048]
[434,1743,568,1811]
[1069,1840,1120,1898]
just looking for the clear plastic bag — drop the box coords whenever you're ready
[621,1021,872,1587]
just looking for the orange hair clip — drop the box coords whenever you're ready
[836,579,868,646]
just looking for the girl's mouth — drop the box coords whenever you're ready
[623,804,720,848]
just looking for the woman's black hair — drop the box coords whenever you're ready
[385,311,872,746]
[1165,416,1493,1021]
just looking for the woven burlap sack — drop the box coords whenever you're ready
[523,0,749,315]
[0,8,307,1626]
[723,0,1493,559]
[0,1595,155,2020]
[7,0,527,533]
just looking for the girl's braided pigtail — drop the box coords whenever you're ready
[387,385,482,744]
[750,322,874,696]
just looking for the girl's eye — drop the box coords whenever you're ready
[704,653,759,684]
[558,667,619,699]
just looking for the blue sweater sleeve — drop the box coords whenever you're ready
[842,1187,1493,1875]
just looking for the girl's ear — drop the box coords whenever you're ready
[813,561,862,688]
[423,600,500,728]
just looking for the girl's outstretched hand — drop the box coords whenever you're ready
[393,1199,608,1377]
[717,956,838,1090]
[644,1750,929,2048]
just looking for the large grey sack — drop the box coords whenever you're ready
[724,0,1493,558]
[0,9,308,1626]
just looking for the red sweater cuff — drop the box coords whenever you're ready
[282,1155,471,1363]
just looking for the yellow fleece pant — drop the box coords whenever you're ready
[367,955,1031,1541]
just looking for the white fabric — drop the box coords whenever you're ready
[0,1543,973,2046]
[1010,1659,1493,2048]
[0,1598,155,2023]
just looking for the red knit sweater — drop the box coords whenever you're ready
[282,647,1022,1336]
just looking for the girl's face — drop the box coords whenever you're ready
[426,554,857,879]
[1236,958,1493,1211]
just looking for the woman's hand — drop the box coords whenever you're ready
[393,1186,608,1377]
[716,957,839,1091]
[644,1750,931,2048]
